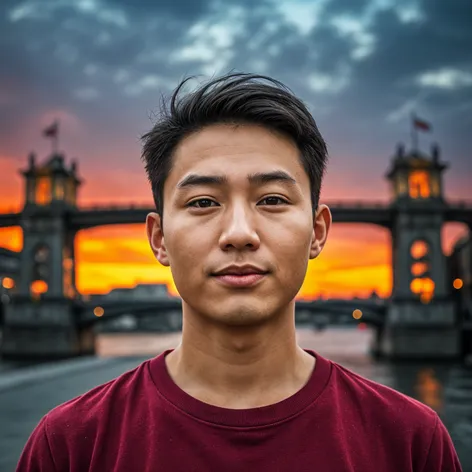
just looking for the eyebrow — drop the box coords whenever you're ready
[176,170,298,190]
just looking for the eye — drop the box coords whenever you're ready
[259,196,289,206]
[187,198,219,208]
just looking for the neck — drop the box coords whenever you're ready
[165,303,316,409]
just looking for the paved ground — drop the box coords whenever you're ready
[0,356,149,471]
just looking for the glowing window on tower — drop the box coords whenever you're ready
[31,280,48,295]
[409,170,431,199]
[2,277,15,289]
[410,277,435,303]
[410,240,429,259]
[35,176,52,205]
[411,262,429,277]
[410,240,434,302]
[63,248,75,298]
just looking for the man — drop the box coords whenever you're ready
[17,72,462,471]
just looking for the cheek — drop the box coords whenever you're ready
[165,227,207,274]
[273,225,312,273]
[271,219,312,252]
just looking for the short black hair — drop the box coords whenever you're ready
[141,72,328,228]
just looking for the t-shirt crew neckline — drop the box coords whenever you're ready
[148,349,332,428]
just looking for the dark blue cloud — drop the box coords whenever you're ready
[109,0,210,18]
[0,0,470,194]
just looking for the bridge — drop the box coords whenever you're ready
[0,201,397,229]
[0,142,471,360]
[2,200,471,231]
[75,297,386,329]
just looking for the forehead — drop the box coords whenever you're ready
[166,123,309,189]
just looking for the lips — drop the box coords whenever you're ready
[212,273,267,288]
[212,265,268,276]
[210,264,269,287]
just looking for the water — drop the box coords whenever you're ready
[97,327,472,469]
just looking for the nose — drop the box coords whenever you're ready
[218,201,261,252]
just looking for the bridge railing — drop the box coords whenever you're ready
[77,202,154,211]
[0,207,23,215]
[446,200,472,209]
[2,200,469,216]
[322,201,390,208]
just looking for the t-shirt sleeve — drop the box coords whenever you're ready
[421,415,463,472]
[16,415,57,472]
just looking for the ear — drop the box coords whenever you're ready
[146,212,170,267]
[309,204,332,260]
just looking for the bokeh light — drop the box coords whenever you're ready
[94,306,105,317]
[453,278,463,290]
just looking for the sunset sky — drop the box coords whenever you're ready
[0,0,471,299]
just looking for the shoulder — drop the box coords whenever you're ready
[322,359,451,469]
[311,356,462,470]
[327,358,438,430]
[44,359,153,450]
[18,360,154,471]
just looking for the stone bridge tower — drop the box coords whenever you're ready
[19,152,79,298]
[380,143,460,358]
[1,152,94,359]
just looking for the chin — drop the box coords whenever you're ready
[211,304,276,327]
[181,290,292,327]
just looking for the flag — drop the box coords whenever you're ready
[42,121,58,138]
[413,116,431,132]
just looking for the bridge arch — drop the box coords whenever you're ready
[308,222,392,299]
[73,223,173,297]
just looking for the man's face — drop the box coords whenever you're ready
[147,123,330,327]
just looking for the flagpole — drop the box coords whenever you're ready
[52,120,59,155]
[42,120,60,154]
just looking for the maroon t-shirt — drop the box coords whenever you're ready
[17,349,462,471]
